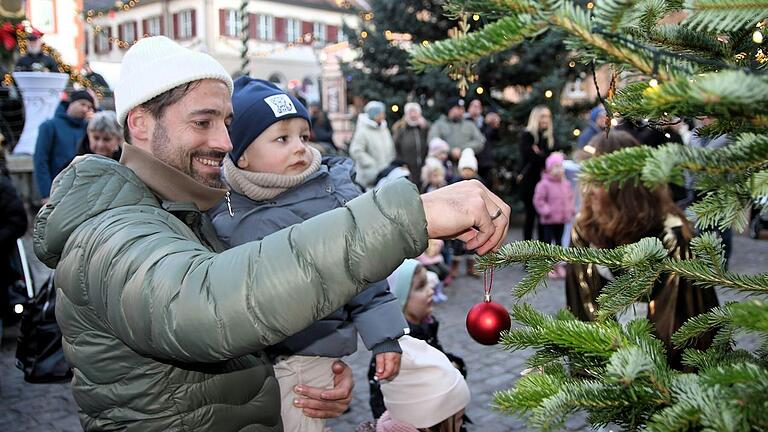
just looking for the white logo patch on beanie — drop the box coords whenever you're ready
[264,94,298,118]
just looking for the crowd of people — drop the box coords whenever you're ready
[0,30,748,432]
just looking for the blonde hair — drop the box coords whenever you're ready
[525,105,554,149]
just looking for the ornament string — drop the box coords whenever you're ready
[482,268,494,302]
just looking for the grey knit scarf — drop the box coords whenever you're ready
[223,147,322,201]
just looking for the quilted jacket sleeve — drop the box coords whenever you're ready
[71,179,428,363]
[347,280,408,355]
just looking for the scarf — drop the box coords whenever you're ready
[223,146,322,202]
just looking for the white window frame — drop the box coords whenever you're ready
[225,9,242,37]
[178,10,194,39]
[313,22,326,43]
[286,18,301,43]
[146,16,162,36]
[120,22,136,44]
[94,29,110,53]
[258,14,274,40]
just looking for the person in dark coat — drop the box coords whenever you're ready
[577,105,608,149]
[565,131,719,370]
[479,111,500,188]
[82,61,110,92]
[308,102,336,151]
[392,102,430,186]
[0,175,28,328]
[33,90,94,200]
[519,105,557,241]
[14,32,60,72]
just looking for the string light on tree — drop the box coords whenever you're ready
[473,14,480,21]
[476,86,484,95]
[391,104,399,113]
[569,60,576,68]
[586,2,594,9]
[754,30,764,44]
[360,30,368,39]
[649,78,659,88]
[573,128,581,137]
[544,89,553,98]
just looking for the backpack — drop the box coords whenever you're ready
[15,274,72,383]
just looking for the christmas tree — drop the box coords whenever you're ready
[411,0,768,430]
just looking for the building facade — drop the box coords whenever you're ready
[84,0,360,102]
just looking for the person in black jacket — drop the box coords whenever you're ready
[518,105,557,241]
[0,174,28,329]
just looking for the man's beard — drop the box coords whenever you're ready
[151,122,225,189]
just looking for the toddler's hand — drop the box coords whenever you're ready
[374,352,401,381]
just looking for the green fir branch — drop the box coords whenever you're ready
[595,268,661,320]
[683,0,768,32]
[671,303,734,347]
[442,0,539,17]
[492,371,567,414]
[593,0,640,33]
[729,299,768,333]
[409,15,545,72]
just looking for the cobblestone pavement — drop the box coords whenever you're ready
[2,230,766,432]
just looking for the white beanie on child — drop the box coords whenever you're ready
[115,36,234,126]
[457,148,478,172]
[380,336,470,428]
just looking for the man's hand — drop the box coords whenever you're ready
[421,179,510,255]
[374,352,401,381]
[450,147,462,160]
[294,360,353,419]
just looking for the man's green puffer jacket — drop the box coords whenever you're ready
[33,155,428,431]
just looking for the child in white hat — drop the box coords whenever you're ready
[376,336,471,432]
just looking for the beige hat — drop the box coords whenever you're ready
[458,148,478,172]
[380,336,470,428]
[115,36,234,126]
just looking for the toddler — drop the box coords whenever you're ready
[417,239,451,299]
[209,77,407,432]
[533,152,575,278]
[368,259,465,420]
[376,336,471,432]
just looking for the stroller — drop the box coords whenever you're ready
[8,240,72,383]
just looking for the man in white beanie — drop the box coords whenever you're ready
[33,36,509,431]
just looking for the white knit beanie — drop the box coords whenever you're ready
[458,148,478,172]
[380,336,470,428]
[115,36,234,126]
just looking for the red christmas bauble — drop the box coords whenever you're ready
[466,300,511,345]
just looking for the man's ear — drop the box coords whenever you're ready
[125,109,151,144]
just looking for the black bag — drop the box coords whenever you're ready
[15,274,72,383]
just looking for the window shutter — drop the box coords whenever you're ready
[191,10,197,38]
[219,9,227,36]
[133,22,138,42]
[106,27,113,53]
[250,13,258,39]
[160,16,165,36]
[327,25,338,43]
[275,17,286,42]
[142,19,148,37]
[173,13,179,39]
[302,21,312,44]
[118,23,124,44]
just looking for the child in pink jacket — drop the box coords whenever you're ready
[534,152,575,278]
